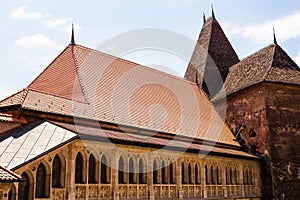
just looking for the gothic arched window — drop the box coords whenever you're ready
[36,163,48,198]
[75,152,84,183]
[88,154,97,183]
[52,155,62,188]
[18,172,31,200]
[101,155,110,183]
[118,156,125,184]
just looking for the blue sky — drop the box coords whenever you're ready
[1,0,300,99]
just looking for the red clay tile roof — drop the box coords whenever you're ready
[184,16,239,97]
[0,44,239,147]
[216,43,300,99]
[0,165,22,182]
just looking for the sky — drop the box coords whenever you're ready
[1,0,300,99]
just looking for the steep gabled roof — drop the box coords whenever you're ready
[0,44,239,147]
[184,15,239,97]
[218,43,300,98]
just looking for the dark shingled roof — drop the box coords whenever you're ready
[184,15,239,97]
[217,43,300,98]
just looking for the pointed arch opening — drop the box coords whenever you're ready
[188,163,192,184]
[181,162,186,184]
[52,155,64,188]
[36,163,49,198]
[153,160,160,184]
[75,152,84,183]
[138,158,146,184]
[101,155,110,183]
[18,172,33,200]
[129,157,136,184]
[88,154,98,183]
[195,163,200,184]
[118,156,126,184]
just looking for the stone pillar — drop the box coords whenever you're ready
[111,151,119,200]
[201,164,207,198]
[147,156,154,200]
[239,164,244,196]
[65,143,76,200]
[222,165,227,197]
[176,159,183,199]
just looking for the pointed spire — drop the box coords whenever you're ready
[71,23,75,45]
[203,12,206,24]
[211,5,215,19]
[273,27,277,44]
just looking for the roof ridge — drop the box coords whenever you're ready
[71,45,89,104]
[263,44,277,81]
[74,44,199,86]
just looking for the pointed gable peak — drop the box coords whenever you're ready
[184,12,239,98]
[211,5,215,19]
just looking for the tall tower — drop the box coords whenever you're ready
[184,9,239,98]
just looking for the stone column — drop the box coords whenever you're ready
[65,143,76,199]
[222,165,227,197]
[239,164,244,196]
[111,151,119,200]
[201,164,207,198]
[147,156,154,200]
[176,159,183,199]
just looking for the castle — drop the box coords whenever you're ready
[0,10,298,200]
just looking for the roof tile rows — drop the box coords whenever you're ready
[0,44,239,147]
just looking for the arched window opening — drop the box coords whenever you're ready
[138,159,146,184]
[243,168,248,185]
[205,165,211,184]
[129,157,135,184]
[226,168,230,185]
[75,152,84,183]
[88,154,97,183]
[211,165,216,184]
[161,161,168,184]
[195,164,200,184]
[18,172,30,200]
[188,163,192,184]
[118,157,126,184]
[52,155,62,188]
[230,167,233,185]
[216,166,221,184]
[181,162,186,184]
[36,163,48,198]
[101,155,110,183]
[169,163,175,184]
[153,160,159,184]
[248,168,253,185]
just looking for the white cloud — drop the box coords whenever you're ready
[42,17,71,28]
[15,34,58,48]
[10,6,43,20]
[225,11,300,44]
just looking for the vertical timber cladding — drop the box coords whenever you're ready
[265,83,300,199]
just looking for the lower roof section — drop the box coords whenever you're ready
[0,119,258,171]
